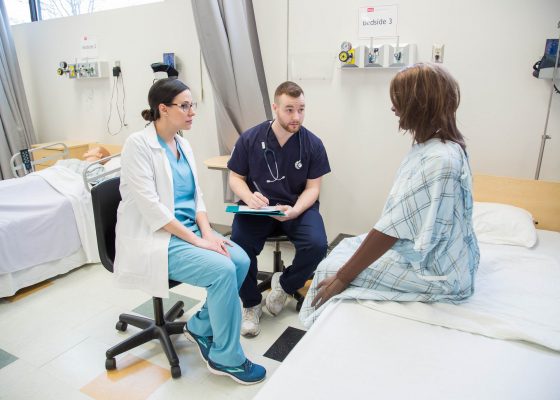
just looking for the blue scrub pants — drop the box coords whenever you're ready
[231,206,328,309]
[167,229,250,367]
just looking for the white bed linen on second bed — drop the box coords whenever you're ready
[255,230,560,400]
[35,165,100,263]
[359,229,560,351]
[0,174,81,273]
[0,166,100,297]
[303,230,560,351]
[255,300,560,400]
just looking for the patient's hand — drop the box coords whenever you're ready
[311,275,348,308]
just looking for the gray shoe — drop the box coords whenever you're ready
[241,304,262,337]
[265,272,289,316]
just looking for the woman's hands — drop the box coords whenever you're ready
[197,234,232,257]
[310,275,349,308]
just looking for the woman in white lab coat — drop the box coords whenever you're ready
[114,78,266,385]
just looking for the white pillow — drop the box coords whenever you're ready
[472,202,537,248]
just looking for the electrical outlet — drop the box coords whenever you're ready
[432,44,444,63]
[115,60,121,67]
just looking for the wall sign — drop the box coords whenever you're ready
[358,5,398,38]
[80,36,98,58]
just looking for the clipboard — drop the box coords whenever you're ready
[226,205,286,217]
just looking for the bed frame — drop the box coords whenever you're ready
[473,174,560,232]
[10,142,70,177]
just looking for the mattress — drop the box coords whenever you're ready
[255,230,560,400]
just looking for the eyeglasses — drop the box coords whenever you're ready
[167,102,197,112]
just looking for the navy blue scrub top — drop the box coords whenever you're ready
[227,121,330,206]
[157,135,197,228]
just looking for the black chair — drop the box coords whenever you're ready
[91,177,185,379]
[256,230,307,311]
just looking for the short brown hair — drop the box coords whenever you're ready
[390,63,465,149]
[274,81,304,103]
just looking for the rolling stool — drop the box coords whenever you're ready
[256,232,308,311]
[92,177,186,379]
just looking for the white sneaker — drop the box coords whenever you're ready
[241,304,262,337]
[265,272,289,316]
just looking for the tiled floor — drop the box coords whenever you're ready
[0,242,304,400]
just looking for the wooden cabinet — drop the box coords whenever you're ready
[31,141,90,170]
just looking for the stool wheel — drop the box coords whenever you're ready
[115,321,127,331]
[105,358,116,370]
[171,365,181,379]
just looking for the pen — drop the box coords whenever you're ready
[252,180,264,195]
[252,181,270,207]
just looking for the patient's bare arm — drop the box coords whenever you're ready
[311,229,398,308]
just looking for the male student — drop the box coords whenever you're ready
[228,81,331,337]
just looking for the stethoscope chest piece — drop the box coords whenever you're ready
[294,160,302,170]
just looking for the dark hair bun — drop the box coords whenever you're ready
[141,109,154,121]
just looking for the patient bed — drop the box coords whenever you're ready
[0,143,121,297]
[255,175,560,400]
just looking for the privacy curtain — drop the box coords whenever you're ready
[192,0,272,201]
[0,0,36,180]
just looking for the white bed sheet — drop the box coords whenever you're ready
[0,166,100,297]
[0,175,81,274]
[359,229,560,351]
[0,248,87,297]
[255,230,560,400]
[35,166,99,263]
[255,301,560,400]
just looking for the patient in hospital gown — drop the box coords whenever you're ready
[300,63,479,327]
[54,146,111,182]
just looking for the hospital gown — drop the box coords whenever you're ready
[300,138,480,327]
[55,158,108,184]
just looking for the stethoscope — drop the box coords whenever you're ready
[262,120,303,183]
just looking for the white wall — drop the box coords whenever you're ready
[254,0,560,238]
[11,0,230,230]
[12,0,560,240]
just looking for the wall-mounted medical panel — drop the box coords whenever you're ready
[57,60,109,79]
[338,42,416,69]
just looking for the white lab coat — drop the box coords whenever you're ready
[113,124,206,298]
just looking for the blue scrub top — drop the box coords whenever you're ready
[228,121,330,206]
[157,135,197,228]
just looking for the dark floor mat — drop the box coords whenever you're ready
[263,326,306,362]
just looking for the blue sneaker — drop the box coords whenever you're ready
[207,358,266,385]
[183,325,213,363]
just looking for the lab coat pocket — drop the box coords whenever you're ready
[115,235,153,277]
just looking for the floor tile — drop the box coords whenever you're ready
[40,337,114,390]
[132,292,200,319]
[0,348,18,369]
[0,241,309,399]
[80,354,171,400]
[2,280,53,302]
